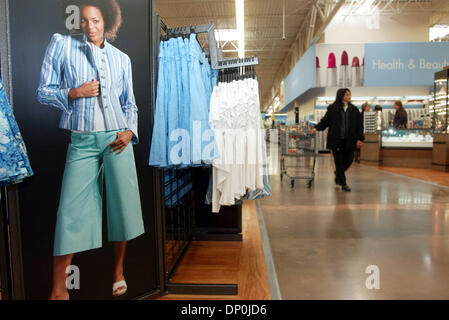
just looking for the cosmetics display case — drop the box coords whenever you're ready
[361,129,435,169]
[433,69,448,133]
[432,69,449,171]
[381,128,433,149]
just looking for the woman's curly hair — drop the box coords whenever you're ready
[63,0,122,41]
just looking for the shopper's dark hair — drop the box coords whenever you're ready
[374,105,383,111]
[63,0,122,41]
[361,102,370,112]
[394,100,403,109]
[335,88,351,105]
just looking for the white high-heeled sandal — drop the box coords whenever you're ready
[112,280,128,297]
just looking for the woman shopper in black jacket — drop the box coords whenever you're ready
[311,88,364,192]
[393,100,408,129]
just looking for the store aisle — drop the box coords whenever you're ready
[260,155,449,299]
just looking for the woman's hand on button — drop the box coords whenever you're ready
[69,80,100,100]
[109,130,133,154]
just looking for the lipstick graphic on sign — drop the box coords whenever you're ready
[351,57,362,87]
[316,57,321,87]
[327,53,337,87]
[338,51,350,87]
[361,57,365,86]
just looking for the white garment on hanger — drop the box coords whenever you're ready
[209,78,265,213]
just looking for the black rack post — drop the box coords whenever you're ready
[149,2,167,300]
[0,185,25,299]
[0,187,11,300]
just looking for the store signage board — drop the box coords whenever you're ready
[284,45,316,106]
[365,42,449,86]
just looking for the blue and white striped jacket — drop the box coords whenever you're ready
[36,33,139,143]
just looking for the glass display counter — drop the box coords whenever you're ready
[433,69,448,133]
[381,128,433,149]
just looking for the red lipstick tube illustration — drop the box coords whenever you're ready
[316,57,321,87]
[351,56,362,87]
[327,53,337,87]
[361,57,365,86]
[338,51,350,87]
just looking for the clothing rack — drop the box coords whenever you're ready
[160,18,259,71]
[156,15,239,296]
[218,65,257,83]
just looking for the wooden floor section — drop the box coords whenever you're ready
[155,200,271,300]
[376,166,449,187]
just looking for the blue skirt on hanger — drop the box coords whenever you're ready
[0,79,33,187]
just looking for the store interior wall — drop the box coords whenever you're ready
[287,108,295,124]
[323,86,431,97]
[297,98,317,121]
[8,0,159,300]
[285,84,430,125]
[325,11,430,43]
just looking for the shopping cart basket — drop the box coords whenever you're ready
[280,126,317,188]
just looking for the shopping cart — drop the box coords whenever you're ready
[280,125,317,188]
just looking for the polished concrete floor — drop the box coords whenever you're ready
[260,154,449,299]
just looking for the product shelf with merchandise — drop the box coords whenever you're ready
[431,69,449,172]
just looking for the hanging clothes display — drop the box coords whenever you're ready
[149,34,218,168]
[0,78,34,187]
[208,77,270,213]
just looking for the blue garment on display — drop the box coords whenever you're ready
[181,38,191,135]
[149,34,218,168]
[201,52,212,100]
[179,37,191,165]
[210,68,219,90]
[166,38,180,167]
[188,34,217,166]
[149,41,168,167]
[0,79,34,187]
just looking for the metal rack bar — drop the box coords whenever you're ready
[160,19,258,71]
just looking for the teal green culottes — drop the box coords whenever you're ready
[53,131,145,256]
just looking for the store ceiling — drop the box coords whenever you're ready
[156,0,316,110]
[156,0,434,110]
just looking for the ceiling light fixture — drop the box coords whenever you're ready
[215,29,239,42]
[236,0,245,58]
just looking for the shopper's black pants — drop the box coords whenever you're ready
[332,140,355,186]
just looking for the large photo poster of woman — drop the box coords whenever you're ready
[7,0,158,300]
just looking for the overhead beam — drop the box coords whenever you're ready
[263,0,346,110]
[310,0,345,44]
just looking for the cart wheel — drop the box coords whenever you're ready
[308,180,313,188]
[291,180,295,188]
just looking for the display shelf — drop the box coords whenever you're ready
[363,111,378,134]
[433,70,449,133]
[381,128,433,149]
